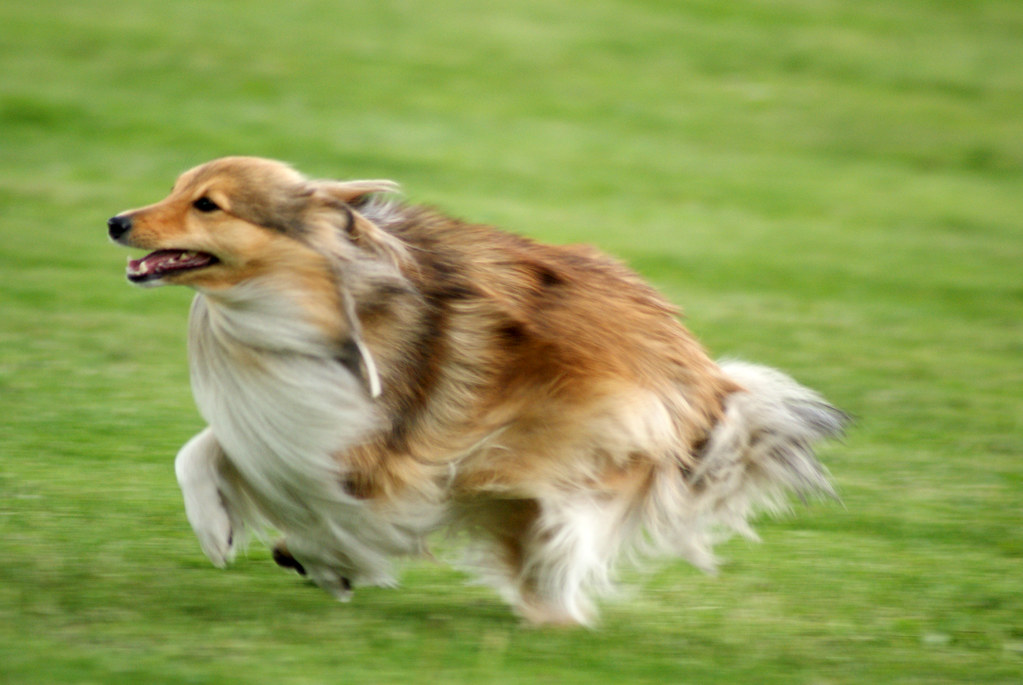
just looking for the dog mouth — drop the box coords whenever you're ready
[126,249,218,283]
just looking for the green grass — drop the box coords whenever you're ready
[2,0,1021,682]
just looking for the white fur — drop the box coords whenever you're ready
[181,279,443,595]
[174,427,235,567]
[519,494,634,625]
[642,360,844,574]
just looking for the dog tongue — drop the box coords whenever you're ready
[127,249,214,280]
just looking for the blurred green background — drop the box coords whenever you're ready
[2,1,1021,682]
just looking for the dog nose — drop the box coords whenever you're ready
[108,215,132,240]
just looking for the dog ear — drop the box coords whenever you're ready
[336,285,382,398]
[310,182,408,268]
[314,179,400,205]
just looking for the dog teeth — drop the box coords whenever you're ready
[126,250,205,279]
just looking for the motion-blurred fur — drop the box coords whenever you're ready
[110,157,845,625]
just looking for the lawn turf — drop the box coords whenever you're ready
[1,0,1021,682]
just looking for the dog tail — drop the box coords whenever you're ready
[654,361,847,571]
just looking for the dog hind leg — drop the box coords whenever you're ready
[508,495,629,627]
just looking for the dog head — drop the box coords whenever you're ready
[108,156,400,291]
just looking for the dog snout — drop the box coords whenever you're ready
[108,214,132,241]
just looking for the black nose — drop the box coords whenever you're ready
[108,215,132,240]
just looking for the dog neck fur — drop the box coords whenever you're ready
[186,275,436,586]
[188,281,379,502]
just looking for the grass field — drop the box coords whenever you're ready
[2,0,1021,682]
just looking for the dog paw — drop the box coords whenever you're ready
[271,541,353,599]
[299,560,354,601]
[318,571,354,602]
[190,502,234,568]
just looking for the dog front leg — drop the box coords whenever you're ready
[175,427,236,568]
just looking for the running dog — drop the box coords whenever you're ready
[108,157,845,625]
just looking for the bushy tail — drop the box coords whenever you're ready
[665,361,848,570]
[465,360,846,624]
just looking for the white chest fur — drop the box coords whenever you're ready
[188,288,376,500]
[185,285,430,588]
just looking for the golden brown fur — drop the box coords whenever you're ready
[109,157,844,625]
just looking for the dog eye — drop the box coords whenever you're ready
[193,197,220,213]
